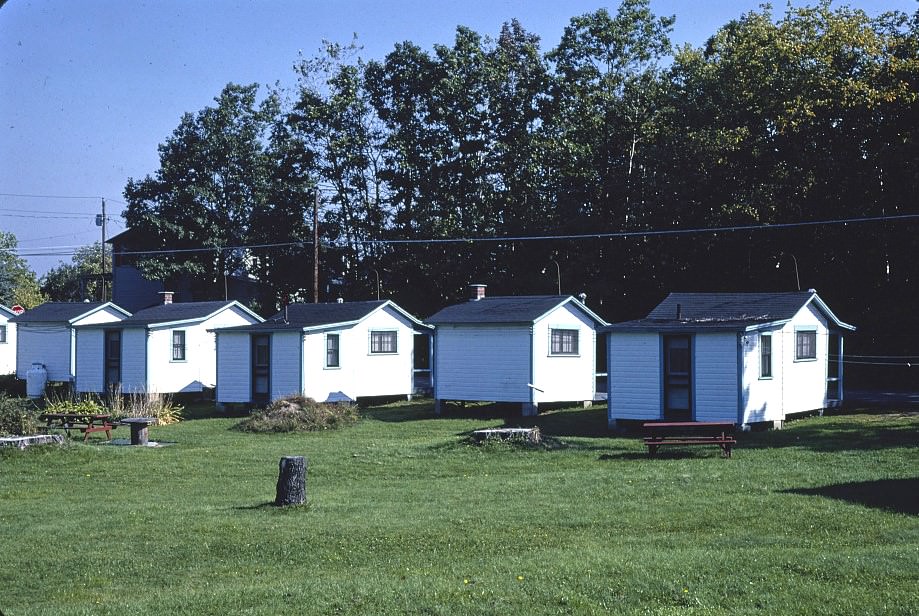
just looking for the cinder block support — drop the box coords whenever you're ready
[522,402,538,417]
[582,400,593,408]
[772,420,784,430]
[607,417,619,430]
[434,399,443,415]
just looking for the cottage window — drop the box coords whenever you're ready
[550,329,579,355]
[172,330,186,361]
[370,331,397,354]
[796,330,816,360]
[760,333,772,378]
[326,334,340,367]
[0,325,6,343]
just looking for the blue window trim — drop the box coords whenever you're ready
[794,328,817,362]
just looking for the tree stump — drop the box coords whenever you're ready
[275,456,307,506]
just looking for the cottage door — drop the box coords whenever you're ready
[104,329,122,391]
[251,334,271,404]
[663,335,692,420]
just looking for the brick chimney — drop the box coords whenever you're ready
[469,284,487,301]
[159,291,174,305]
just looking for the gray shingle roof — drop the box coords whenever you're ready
[604,291,854,332]
[10,302,114,324]
[117,301,240,326]
[214,300,395,332]
[426,295,603,325]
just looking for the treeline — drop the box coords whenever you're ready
[123,0,919,377]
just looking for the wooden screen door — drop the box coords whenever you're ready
[104,330,121,390]
[663,335,692,420]
[251,334,271,404]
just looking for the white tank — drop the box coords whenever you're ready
[26,362,48,399]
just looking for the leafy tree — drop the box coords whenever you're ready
[123,83,281,302]
[40,242,111,302]
[0,231,44,308]
[288,40,390,299]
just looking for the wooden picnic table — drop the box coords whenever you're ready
[38,413,117,442]
[642,421,736,458]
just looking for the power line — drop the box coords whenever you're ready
[0,192,102,200]
[3,211,917,258]
[0,212,92,220]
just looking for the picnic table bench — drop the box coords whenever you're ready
[38,413,117,442]
[642,421,736,458]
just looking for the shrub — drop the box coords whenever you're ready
[0,393,40,436]
[235,396,359,433]
[0,374,25,397]
[44,395,107,416]
[108,386,182,426]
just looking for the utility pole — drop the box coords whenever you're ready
[313,189,319,303]
[96,198,107,301]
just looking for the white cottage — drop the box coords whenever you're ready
[605,290,855,429]
[10,302,130,382]
[74,297,262,394]
[0,304,17,375]
[427,285,608,416]
[213,300,428,406]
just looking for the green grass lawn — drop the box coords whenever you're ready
[1,401,917,615]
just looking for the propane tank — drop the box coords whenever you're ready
[26,362,47,399]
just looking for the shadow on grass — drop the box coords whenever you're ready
[234,501,313,512]
[740,416,918,453]
[366,400,614,438]
[781,478,919,516]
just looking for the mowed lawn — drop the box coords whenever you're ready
[1,402,917,615]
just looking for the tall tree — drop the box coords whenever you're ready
[0,231,44,308]
[123,83,280,301]
[40,242,111,302]
[288,40,390,299]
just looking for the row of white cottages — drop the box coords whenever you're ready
[3,285,854,428]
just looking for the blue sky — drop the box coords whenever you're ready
[1,0,915,276]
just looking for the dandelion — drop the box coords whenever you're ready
[464,579,470,585]
[517,576,525,581]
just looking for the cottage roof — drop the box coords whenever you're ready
[0,304,15,319]
[426,295,607,326]
[109,300,259,327]
[213,300,427,333]
[9,301,129,324]
[604,291,855,332]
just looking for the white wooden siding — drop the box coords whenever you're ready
[301,305,416,402]
[434,324,532,402]
[0,318,16,375]
[741,328,785,424]
[781,303,829,415]
[532,303,596,403]
[270,331,302,400]
[693,333,739,422]
[74,329,104,392]
[216,332,251,403]
[16,324,74,381]
[608,333,661,420]
[76,306,127,326]
[18,306,127,381]
[119,328,148,393]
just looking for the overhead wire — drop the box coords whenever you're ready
[2,211,917,258]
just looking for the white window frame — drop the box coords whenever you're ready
[549,328,579,356]
[325,333,341,369]
[369,330,397,355]
[760,333,772,378]
[795,328,817,361]
[171,329,187,362]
